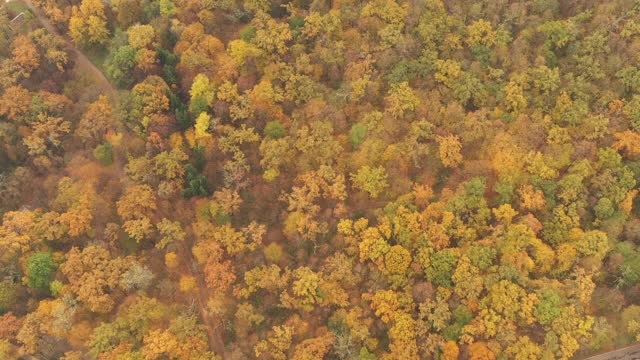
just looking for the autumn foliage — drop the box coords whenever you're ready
[2,0,640,359]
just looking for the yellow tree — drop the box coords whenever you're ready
[436,135,463,168]
[68,0,110,47]
[194,112,213,144]
[504,336,542,360]
[384,245,412,274]
[251,12,293,55]
[466,19,497,47]
[385,81,419,118]
[190,74,216,106]
[281,267,322,311]
[127,24,155,49]
[504,78,528,113]
[255,325,293,360]
[351,166,389,198]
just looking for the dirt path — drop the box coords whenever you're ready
[178,241,227,355]
[155,203,227,357]
[24,1,227,356]
[22,0,114,94]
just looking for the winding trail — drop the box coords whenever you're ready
[22,1,227,356]
[22,0,114,94]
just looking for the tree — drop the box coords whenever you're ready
[11,35,40,78]
[179,275,196,292]
[351,166,388,198]
[264,120,286,139]
[88,296,170,356]
[574,230,610,261]
[119,263,154,291]
[0,210,39,258]
[504,336,542,360]
[466,20,497,47]
[452,256,483,301]
[127,24,155,49]
[93,142,114,165]
[159,0,177,17]
[68,0,110,47]
[255,325,293,360]
[194,112,213,141]
[388,313,420,359]
[153,147,188,191]
[26,252,56,290]
[182,165,209,198]
[156,219,185,249]
[422,248,460,287]
[358,227,390,267]
[0,281,18,313]
[164,252,178,269]
[76,95,113,143]
[285,267,322,310]
[436,135,463,168]
[117,185,157,220]
[360,0,408,49]
[130,76,170,131]
[442,340,460,360]
[519,184,546,211]
[60,246,129,313]
[349,123,367,147]
[384,245,412,274]
[504,78,527,113]
[623,306,640,341]
[613,130,640,157]
[594,198,614,219]
[110,0,143,27]
[135,48,158,72]
[291,331,335,359]
[534,290,561,325]
[104,45,137,88]
[624,95,640,131]
[251,12,293,55]
[468,342,495,360]
[117,185,157,241]
[189,74,216,107]
[385,81,419,118]
[0,85,31,121]
[174,23,226,85]
[23,113,71,157]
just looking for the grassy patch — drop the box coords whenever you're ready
[6,0,29,15]
[85,47,110,70]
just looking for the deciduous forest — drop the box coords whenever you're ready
[1,0,640,358]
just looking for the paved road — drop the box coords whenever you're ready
[582,344,640,360]
[22,0,114,93]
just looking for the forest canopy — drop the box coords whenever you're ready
[1,0,640,359]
